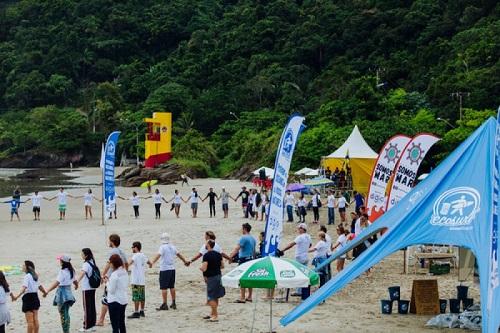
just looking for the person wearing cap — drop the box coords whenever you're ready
[228,223,256,303]
[234,187,250,218]
[150,233,189,311]
[44,255,78,333]
[218,187,233,219]
[279,223,311,296]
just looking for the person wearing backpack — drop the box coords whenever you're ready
[76,248,100,332]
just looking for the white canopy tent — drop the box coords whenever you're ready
[252,166,275,179]
[295,167,314,175]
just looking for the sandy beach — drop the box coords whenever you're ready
[0,168,478,333]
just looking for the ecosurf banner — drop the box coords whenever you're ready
[366,135,411,221]
[102,131,121,217]
[386,133,440,211]
[263,114,305,256]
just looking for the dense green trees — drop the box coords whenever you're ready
[0,0,498,172]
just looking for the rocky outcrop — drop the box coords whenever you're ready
[0,152,85,168]
[117,163,202,187]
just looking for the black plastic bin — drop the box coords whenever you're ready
[381,300,393,314]
[388,286,400,301]
[398,300,410,314]
[439,299,447,313]
[450,298,461,313]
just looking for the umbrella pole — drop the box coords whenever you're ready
[269,298,272,333]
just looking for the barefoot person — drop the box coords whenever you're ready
[187,231,230,265]
[150,189,168,220]
[43,255,78,333]
[184,188,199,218]
[168,190,183,218]
[77,189,100,220]
[219,188,233,219]
[200,240,225,322]
[3,197,26,222]
[118,192,145,219]
[150,233,189,311]
[331,225,348,272]
[25,191,47,221]
[202,188,218,218]
[228,223,256,303]
[48,188,75,221]
[10,261,47,333]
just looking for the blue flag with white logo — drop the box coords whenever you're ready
[281,117,500,333]
[103,131,120,217]
[263,114,305,256]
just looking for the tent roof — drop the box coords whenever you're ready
[295,167,314,175]
[252,166,274,177]
[326,125,378,159]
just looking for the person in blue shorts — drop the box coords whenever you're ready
[4,197,26,222]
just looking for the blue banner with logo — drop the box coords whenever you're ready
[103,131,120,217]
[281,117,500,333]
[263,114,305,256]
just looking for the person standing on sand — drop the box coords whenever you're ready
[337,191,348,223]
[0,271,11,333]
[200,240,225,322]
[107,255,128,333]
[180,174,189,187]
[48,188,75,221]
[43,255,78,333]
[127,242,151,319]
[3,197,26,222]
[234,187,250,218]
[297,193,307,223]
[202,188,218,218]
[284,190,295,222]
[183,188,199,218]
[75,248,98,332]
[147,189,168,220]
[117,191,146,219]
[228,223,256,303]
[331,225,349,272]
[75,189,100,220]
[168,190,183,218]
[149,233,189,311]
[97,234,128,327]
[10,261,47,333]
[218,188,233,219]
[25,191,48,221]
[13,186,21,208]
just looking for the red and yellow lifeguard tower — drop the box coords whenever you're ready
[144,112,172,168]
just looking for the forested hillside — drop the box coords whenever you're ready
[0,0,498,173]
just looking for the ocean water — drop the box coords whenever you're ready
[0,168,97,199]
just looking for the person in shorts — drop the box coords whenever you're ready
[200,240,225,322]
[127,242,151,319]
[48,187,74,221]
[27,190,46,221]
[150,233,189,311]
[183,188,199,218]
[235,187,250,218]
[228,223,256,303]
[219,188,233,219]
[3,198,25,222]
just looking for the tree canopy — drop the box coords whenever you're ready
[0,0,498,172]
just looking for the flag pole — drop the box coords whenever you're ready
[101,142,105,226]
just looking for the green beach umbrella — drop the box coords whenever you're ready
[222,256,320,333]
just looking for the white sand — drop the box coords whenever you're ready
[0,168,478,332]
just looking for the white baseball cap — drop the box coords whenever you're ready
[298,223,307,231]
[160,232,170,244]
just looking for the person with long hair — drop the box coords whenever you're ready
[76,248,98,331]
[75,189,100,220]
[107,254,128,332]
[168,189,183,218]
[149,189,168,219]
[118,192,146,219]
[331,225,349,272]
[44,255,78,333]
[0,271,11,333]
[183,188,199,218]
[10,260,47,333]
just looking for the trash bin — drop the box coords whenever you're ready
[381,300,393,314]
[388,286,400,301]
[449,298,461,313]
[439,299,447,313]
[398,300,410,314]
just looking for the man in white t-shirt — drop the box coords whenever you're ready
[27,190,46,221]
[279,223,312,296]
[150,233,189,311]
[284,190,295,222]
[336,191,348,222]
[127,241,151,319]
[48,187,74,221]
[187,231,230,265]
[326,190,336,225]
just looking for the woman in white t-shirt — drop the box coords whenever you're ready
[0,271,11,333]
[308,232,329,286]
[118,191,145,219]
[76,189,101,220]
[76,248,98,331]
[336,191,348,222]
[10,260,47,333]
[168,190,183,218]
[183,188,199,218]
[146,189,168,220]
[331,225,349,272]
[44,255,78,333]
[326,190,336,225]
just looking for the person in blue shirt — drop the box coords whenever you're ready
[4,197,26,222]
[352,191,365,215]
[228,223,256,303]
